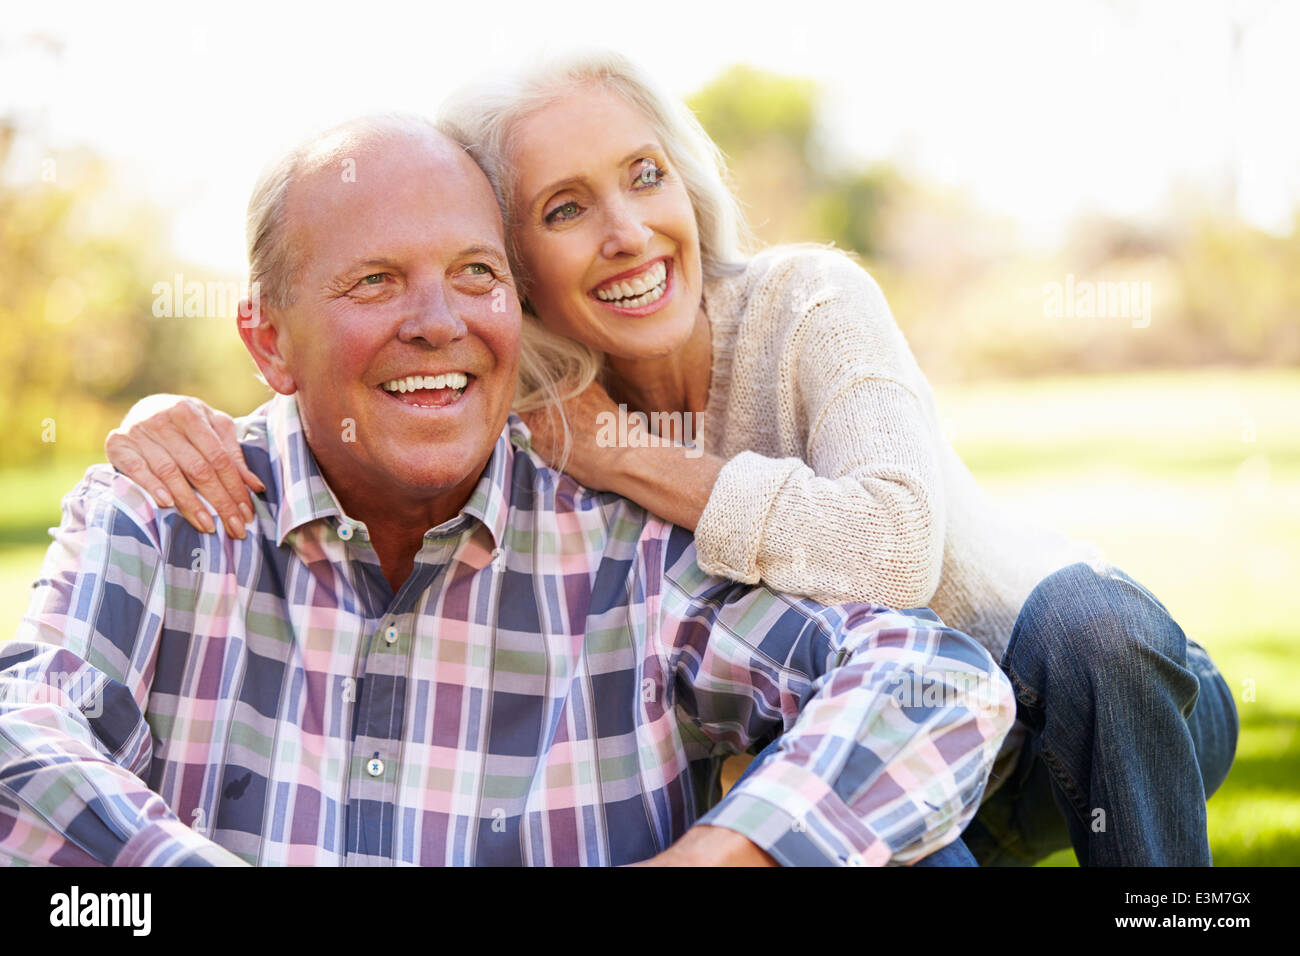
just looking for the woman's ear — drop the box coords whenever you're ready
[237,297,297,395]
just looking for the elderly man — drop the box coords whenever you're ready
[0,117,1014,866]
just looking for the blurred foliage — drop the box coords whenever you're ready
[689,65,900,257]
[0,119,269,468]
[689,65,818,161]
[687,65,1300,384]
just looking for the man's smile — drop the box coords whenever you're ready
[378,371,475,408]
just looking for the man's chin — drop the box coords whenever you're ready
[301,392,508,511]
[387,459,486,497]
[364,431,490,489]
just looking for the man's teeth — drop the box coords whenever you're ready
[594,260,668,305]
[381,372,470,393]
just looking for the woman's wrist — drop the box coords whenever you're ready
[608,442,723,532]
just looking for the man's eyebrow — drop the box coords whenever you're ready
[339,257,402,276]
[334,247,506,279]
[529,142,662,211]
[455,243,509,263]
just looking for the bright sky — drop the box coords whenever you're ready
[4,0,1297,271]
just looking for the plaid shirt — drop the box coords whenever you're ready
[1,394,1013,867]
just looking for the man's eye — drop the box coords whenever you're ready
[545,201,581,224]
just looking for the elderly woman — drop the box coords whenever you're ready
[106,51,1236,866]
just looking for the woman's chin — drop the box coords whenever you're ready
[596,305,702,361]
[598,330,692,362]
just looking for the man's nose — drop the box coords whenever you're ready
[397,279,467,348]
[600,196,653,259]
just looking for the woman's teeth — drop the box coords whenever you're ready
[381,372,469,393]
[594,260,668,307]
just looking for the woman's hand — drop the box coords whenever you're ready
[105,394,264,538]
[518,381,628,491]
[518,381,725,532]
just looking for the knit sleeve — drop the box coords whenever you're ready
[693,250,946,608]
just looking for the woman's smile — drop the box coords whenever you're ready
[589,256,674,314]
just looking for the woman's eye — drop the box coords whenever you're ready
[634,160,664,187]
[464,263,492,276]
[358,273,387,286]
[545,200,581,224]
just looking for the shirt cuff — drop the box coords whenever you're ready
[113,817,249,867]
[697,759,893,867]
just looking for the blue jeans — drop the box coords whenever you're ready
[736,563,1239,866]
[963,562,1237,866]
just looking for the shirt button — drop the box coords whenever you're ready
[366,757,384,777]
[846,853,866,867]
[490,547,504,570]
[384,625,399,645]
[337,522,354,541]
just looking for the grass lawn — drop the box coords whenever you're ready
[2,368,1297,865]
[933,368,1300,866]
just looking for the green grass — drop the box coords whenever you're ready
[933,368,1300,867]
[3,369,1298,865]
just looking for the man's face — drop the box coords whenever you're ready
[257,129,521,512]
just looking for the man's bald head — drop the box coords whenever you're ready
[245,115,487,312]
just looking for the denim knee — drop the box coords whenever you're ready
[1185,640,1240,797]
[1006,562,1194,716]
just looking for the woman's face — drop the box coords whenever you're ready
[507,85,704,361]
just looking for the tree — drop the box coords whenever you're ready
[688,64,900,257]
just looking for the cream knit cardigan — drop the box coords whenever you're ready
[693,244,1102,660]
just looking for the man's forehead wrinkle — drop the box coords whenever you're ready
[275,117,503,290]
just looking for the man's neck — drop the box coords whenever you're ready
[313,457,487,594]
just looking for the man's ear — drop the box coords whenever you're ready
[237,296,297,395]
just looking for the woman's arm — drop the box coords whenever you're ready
[105,394,263,538]
[692,250,947,608]
[693,378,944,608]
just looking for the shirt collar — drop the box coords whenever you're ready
[264,392,515,550]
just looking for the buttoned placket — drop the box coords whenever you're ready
[340,518,485,864]
[334,517,407,864]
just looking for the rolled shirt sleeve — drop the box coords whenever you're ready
[0,468,246,866]
[655,525,1015,866]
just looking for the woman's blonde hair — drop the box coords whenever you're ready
[436,49,751,426]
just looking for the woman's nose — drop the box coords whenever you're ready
[600,199,653,259]
[397,280,467,347]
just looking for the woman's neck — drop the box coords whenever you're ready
[602,305,712,419]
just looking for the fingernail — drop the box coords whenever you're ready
[199,512,216,534]
[155,488,174,508]
[240,504,255,524]
[226,516,246,540]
